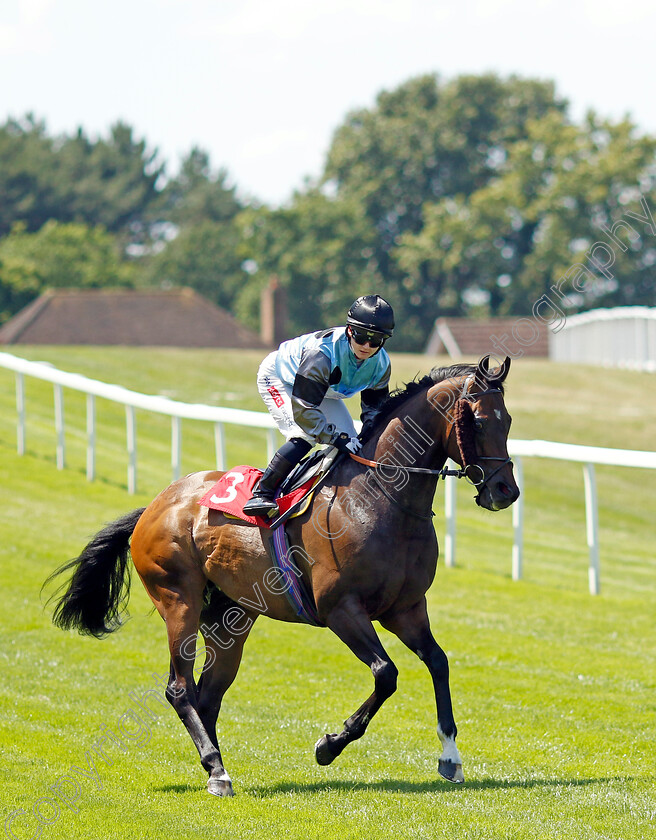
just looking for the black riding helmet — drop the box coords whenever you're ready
[346,295,395,337]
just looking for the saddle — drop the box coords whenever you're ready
[198,447,340,530]
[279,447,338,495]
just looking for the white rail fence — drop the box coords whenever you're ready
[2,351,280,494]
[3,351,655,595]
[443,440,656,595]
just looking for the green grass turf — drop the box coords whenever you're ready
[0,348,654,840]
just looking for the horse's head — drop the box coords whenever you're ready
[364,356,519,514]
[442,356,519,511]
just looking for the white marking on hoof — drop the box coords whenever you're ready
[437,726,462,763]
[437,724,463,782]
[207,772,234,797]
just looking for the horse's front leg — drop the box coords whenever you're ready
[381,598,464,783]
[315,595,398,765]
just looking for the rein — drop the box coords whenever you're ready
[349,452,468,480]
[349,386,513,518]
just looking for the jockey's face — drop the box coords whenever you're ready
[348,329,379,360]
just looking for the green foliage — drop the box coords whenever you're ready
[322,74,570,347]
[139,148,247,309]
[57,122,163,239]
[0,221,135,321]
[2,71,656,351]
[0,116,162,240]
[326,74,566,242]
[235,190,382,336]
[0,115,60,236]
[323,73,656,346]
[397,111,656,317]
[143,219,249,311]
[155,146,242,228]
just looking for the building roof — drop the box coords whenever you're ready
[425,316,549,358]
[0,288,268,349]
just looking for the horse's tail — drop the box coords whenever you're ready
[44,508,146,639]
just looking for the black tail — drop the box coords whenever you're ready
[44,508,146,638]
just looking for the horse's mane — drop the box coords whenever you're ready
[361,362,505,443]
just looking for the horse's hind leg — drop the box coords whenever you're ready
[195,587,257,791]
[162,582,236,797]
[315,596,398,766]
[381,598,464,783]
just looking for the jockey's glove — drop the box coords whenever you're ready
[332,432,363,455]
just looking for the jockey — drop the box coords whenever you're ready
[243,294,395,518]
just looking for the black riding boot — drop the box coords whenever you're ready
[243,438,313,518]
[242,452,297,518]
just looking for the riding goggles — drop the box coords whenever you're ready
[349,327,387,348]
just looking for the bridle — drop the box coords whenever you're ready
[453,387,514,507]
[348,386,513,519]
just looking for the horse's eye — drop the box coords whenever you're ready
[474,420,484,432]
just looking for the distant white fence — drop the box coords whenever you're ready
[550,306,656,371]
[0,351,280,495]
[443,440,656,596]
[2,351,655,595]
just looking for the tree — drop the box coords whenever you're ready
[57,122,163,241]
[322,73,570,347]
[0,221,135,322]
[325,74,566,243]
[396,111,656,318]
[156,147,242,228]
[0,116,164,244]
[0,115,59,236]
[234,190,382,337]
[143,219,248,312]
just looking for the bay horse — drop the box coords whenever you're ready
[47,356,518,797]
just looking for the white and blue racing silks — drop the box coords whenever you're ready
[274,327,391,444]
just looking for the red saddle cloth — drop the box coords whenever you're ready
[198,465,315,528]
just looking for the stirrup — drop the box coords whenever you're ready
[243,494,280,518]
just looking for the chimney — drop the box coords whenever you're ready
[260,276,288,347]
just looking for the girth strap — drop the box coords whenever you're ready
[264,526,322,626]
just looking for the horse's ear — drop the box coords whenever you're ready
[477,354,511,384]
[498,355,511,382]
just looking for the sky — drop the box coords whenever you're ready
[1,0,654,207]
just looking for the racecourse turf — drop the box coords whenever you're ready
[0,348,654,840]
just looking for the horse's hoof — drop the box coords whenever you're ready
[438,759,464,784]
[314,734,337,766]
[207,775,234,797]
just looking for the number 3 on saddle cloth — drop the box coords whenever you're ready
[198,465,316,528]
[198,465,322,625]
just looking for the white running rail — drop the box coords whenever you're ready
[2,351,655,595]
[0,351,280,495]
